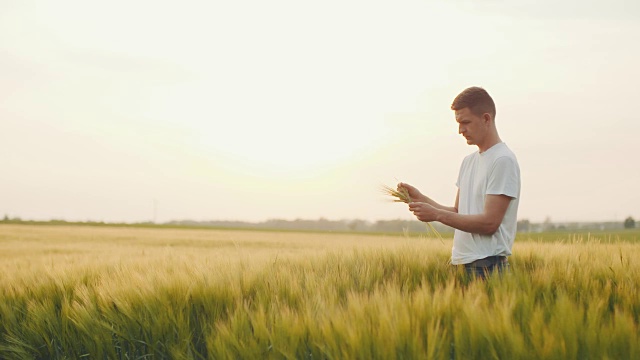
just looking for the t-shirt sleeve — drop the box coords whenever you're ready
[487,156,520,198]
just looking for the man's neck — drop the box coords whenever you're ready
[477,134,502,153]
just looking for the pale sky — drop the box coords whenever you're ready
[2,0,639,224]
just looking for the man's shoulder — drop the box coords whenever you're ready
[499,142,517,156]
[490,143,518,162]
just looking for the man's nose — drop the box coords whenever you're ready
[458,125,464,134]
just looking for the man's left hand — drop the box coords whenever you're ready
[409,202,439,222]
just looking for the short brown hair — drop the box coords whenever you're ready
[451,87,496,118]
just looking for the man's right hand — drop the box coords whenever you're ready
[397,182,424,203]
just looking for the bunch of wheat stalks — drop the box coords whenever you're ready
[381,184,443,243]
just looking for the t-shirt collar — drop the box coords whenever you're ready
[479,141,504,156]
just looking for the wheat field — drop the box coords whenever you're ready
[1,224,639,359]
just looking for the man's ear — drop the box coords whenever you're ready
[483,113,492,124]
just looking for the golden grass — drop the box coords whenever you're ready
[1,224,640,359]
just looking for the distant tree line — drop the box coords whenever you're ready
[1,214,637,233]
[165,218,455,234]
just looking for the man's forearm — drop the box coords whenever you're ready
[434,209,499,235]
[417,196,457,213]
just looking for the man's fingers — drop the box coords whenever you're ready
[398,182,411,189]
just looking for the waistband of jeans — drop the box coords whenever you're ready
[465,256,507,268]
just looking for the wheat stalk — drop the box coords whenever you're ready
[380,183,444,244]
[380,184,412,203]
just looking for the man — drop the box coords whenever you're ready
[399,86,520,279]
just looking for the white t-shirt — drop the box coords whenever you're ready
[451,142,521,265]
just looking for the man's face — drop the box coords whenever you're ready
[455,107,488,146]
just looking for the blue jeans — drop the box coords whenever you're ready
[463,256,510,280]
